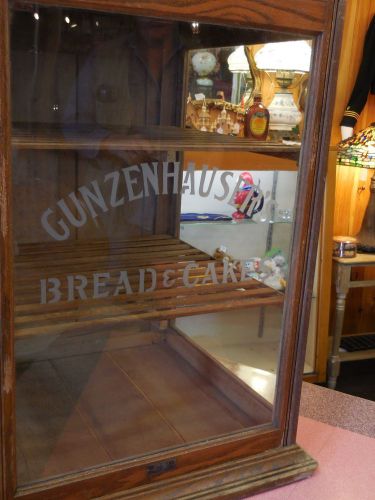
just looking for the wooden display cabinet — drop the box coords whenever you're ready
[0,1,344,498]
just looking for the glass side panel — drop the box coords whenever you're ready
[177,167,296,390]
[10,3,312,486]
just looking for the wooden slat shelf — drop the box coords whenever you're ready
[14,235,284,337]
[12,124,300,160]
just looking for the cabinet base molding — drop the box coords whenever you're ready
[104,445,316,499]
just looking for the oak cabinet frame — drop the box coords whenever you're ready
[0,0,345,498]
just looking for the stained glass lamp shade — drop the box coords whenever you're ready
[337,124,375,252]
[337,124,375,169]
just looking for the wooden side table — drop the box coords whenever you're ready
[327,254,375,389]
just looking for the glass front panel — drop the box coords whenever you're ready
[10,3,312,486]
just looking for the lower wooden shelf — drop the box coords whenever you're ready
[15,234,281,487]
[14,235,284,338]
[16,328,273,485]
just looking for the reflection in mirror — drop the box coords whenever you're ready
[253,40,312,141]
[185,40,312,142]
[186,45,254,136]
[178,161,297,401]
[187,46,254,104]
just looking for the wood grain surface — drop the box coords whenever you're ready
[16,339,269,484]
[12,125,300,160]
[0,0,17,497]
[1,0,343,497]
[14,236,283,338]
[20,0,331,33]
[317,0,375,358]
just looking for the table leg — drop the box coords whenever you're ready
[327,263,351,389]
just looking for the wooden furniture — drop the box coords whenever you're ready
[328,254,375,388]
[12,124,300,159]
[15,235,283,338]
[315,0,375,384]
[0,1,345,499]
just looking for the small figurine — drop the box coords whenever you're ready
[232,172,264,220]
[198,99,210,132]
[231,121,240,136]
[213,247,235,264]
[244,250,287,291]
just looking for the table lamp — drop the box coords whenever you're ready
[254,40,311,134]
[337,124,375,252]
[227,46,251,105]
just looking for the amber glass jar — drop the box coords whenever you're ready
[245,93,270,140]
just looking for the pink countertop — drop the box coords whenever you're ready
[250,383,375,499]
[299,382,375,438]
